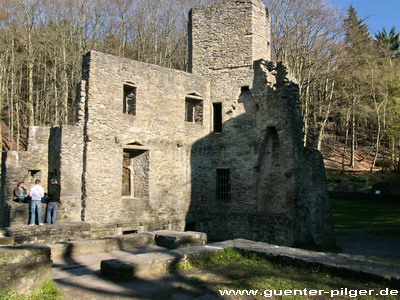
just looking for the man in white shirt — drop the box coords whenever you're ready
[29,179,45,226]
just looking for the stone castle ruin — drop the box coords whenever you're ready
[0,0,335,247]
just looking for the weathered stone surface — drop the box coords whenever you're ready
[1,127,50,227]
[50,233,153,259]
[151,230,207,249]
[6,222,92,244]
[0,244,52,295]
[100,244,223,280]
[101,251,181,280]
[0,237,14,246]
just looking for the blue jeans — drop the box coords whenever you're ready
[46,202,59,224]
[29,200,43,225]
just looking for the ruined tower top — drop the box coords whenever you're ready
[188,0,271,75]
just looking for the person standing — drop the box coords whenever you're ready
[29,179,45,226]
[46,179,61,224]
[13,182,27,202]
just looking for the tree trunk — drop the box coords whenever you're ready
[27,29,34,127]
[342,108,351,171]
[350,96,356,168]
[62,38,69,124]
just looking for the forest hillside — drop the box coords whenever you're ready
[1,0,399,176]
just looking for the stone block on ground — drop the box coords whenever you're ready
[101,251,181,280]
[115,233,154,250]
[0,244,52,294]
[0,237,14,246]
[150,230,207,249]
[100,243,224,280]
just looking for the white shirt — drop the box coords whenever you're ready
[29,184,44,201]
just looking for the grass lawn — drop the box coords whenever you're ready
[330,198,400,229]
[175,249,398,300]
[0,281,61,300]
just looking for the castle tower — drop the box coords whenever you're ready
[189,0,271,75]
[188,0,273,226]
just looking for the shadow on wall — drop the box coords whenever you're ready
[186,60,336,248]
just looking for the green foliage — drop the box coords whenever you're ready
[331,198,400,228]
[177,248,247,270]
[375,26,400,57]
[344,5,372,51]
[375,158,392,170]
[0,281,61,300]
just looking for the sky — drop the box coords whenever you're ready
[335,0,400,36]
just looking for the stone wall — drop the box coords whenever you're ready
[80,51,210,227]
[1,125,83,226]
[189,59,335,247]
[187,0,335,247]
[252,60,335,246]
[188,0,267,227]
[189,0,270,75]
[58,126,84,222]
[188,0,271,219]
[1,127,51,227]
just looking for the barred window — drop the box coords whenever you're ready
[216,169,230,201]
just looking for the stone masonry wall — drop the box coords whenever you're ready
[1,127,50,227]
[188,0,335,247]
[189,0,270,75]
[58,125,84,222]
[81,51,210,227]
[187,0,270,225]
[188,0,271,218]
[252,60,335,247]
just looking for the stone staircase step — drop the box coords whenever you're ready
[50,233,153,259]
[100,244,224,280]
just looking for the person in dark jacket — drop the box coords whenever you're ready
[46,178,61,224]
[13,182,28,202]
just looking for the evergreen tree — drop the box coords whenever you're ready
[339,6,374,168]
[375,26,400,57]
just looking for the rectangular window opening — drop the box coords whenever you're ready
[213,103,222,132]
[122,149,149,197]
[185,97,203,124]
[216,169,230,201]
[123,84,136,115]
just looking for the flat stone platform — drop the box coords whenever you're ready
[100,238,400,286]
